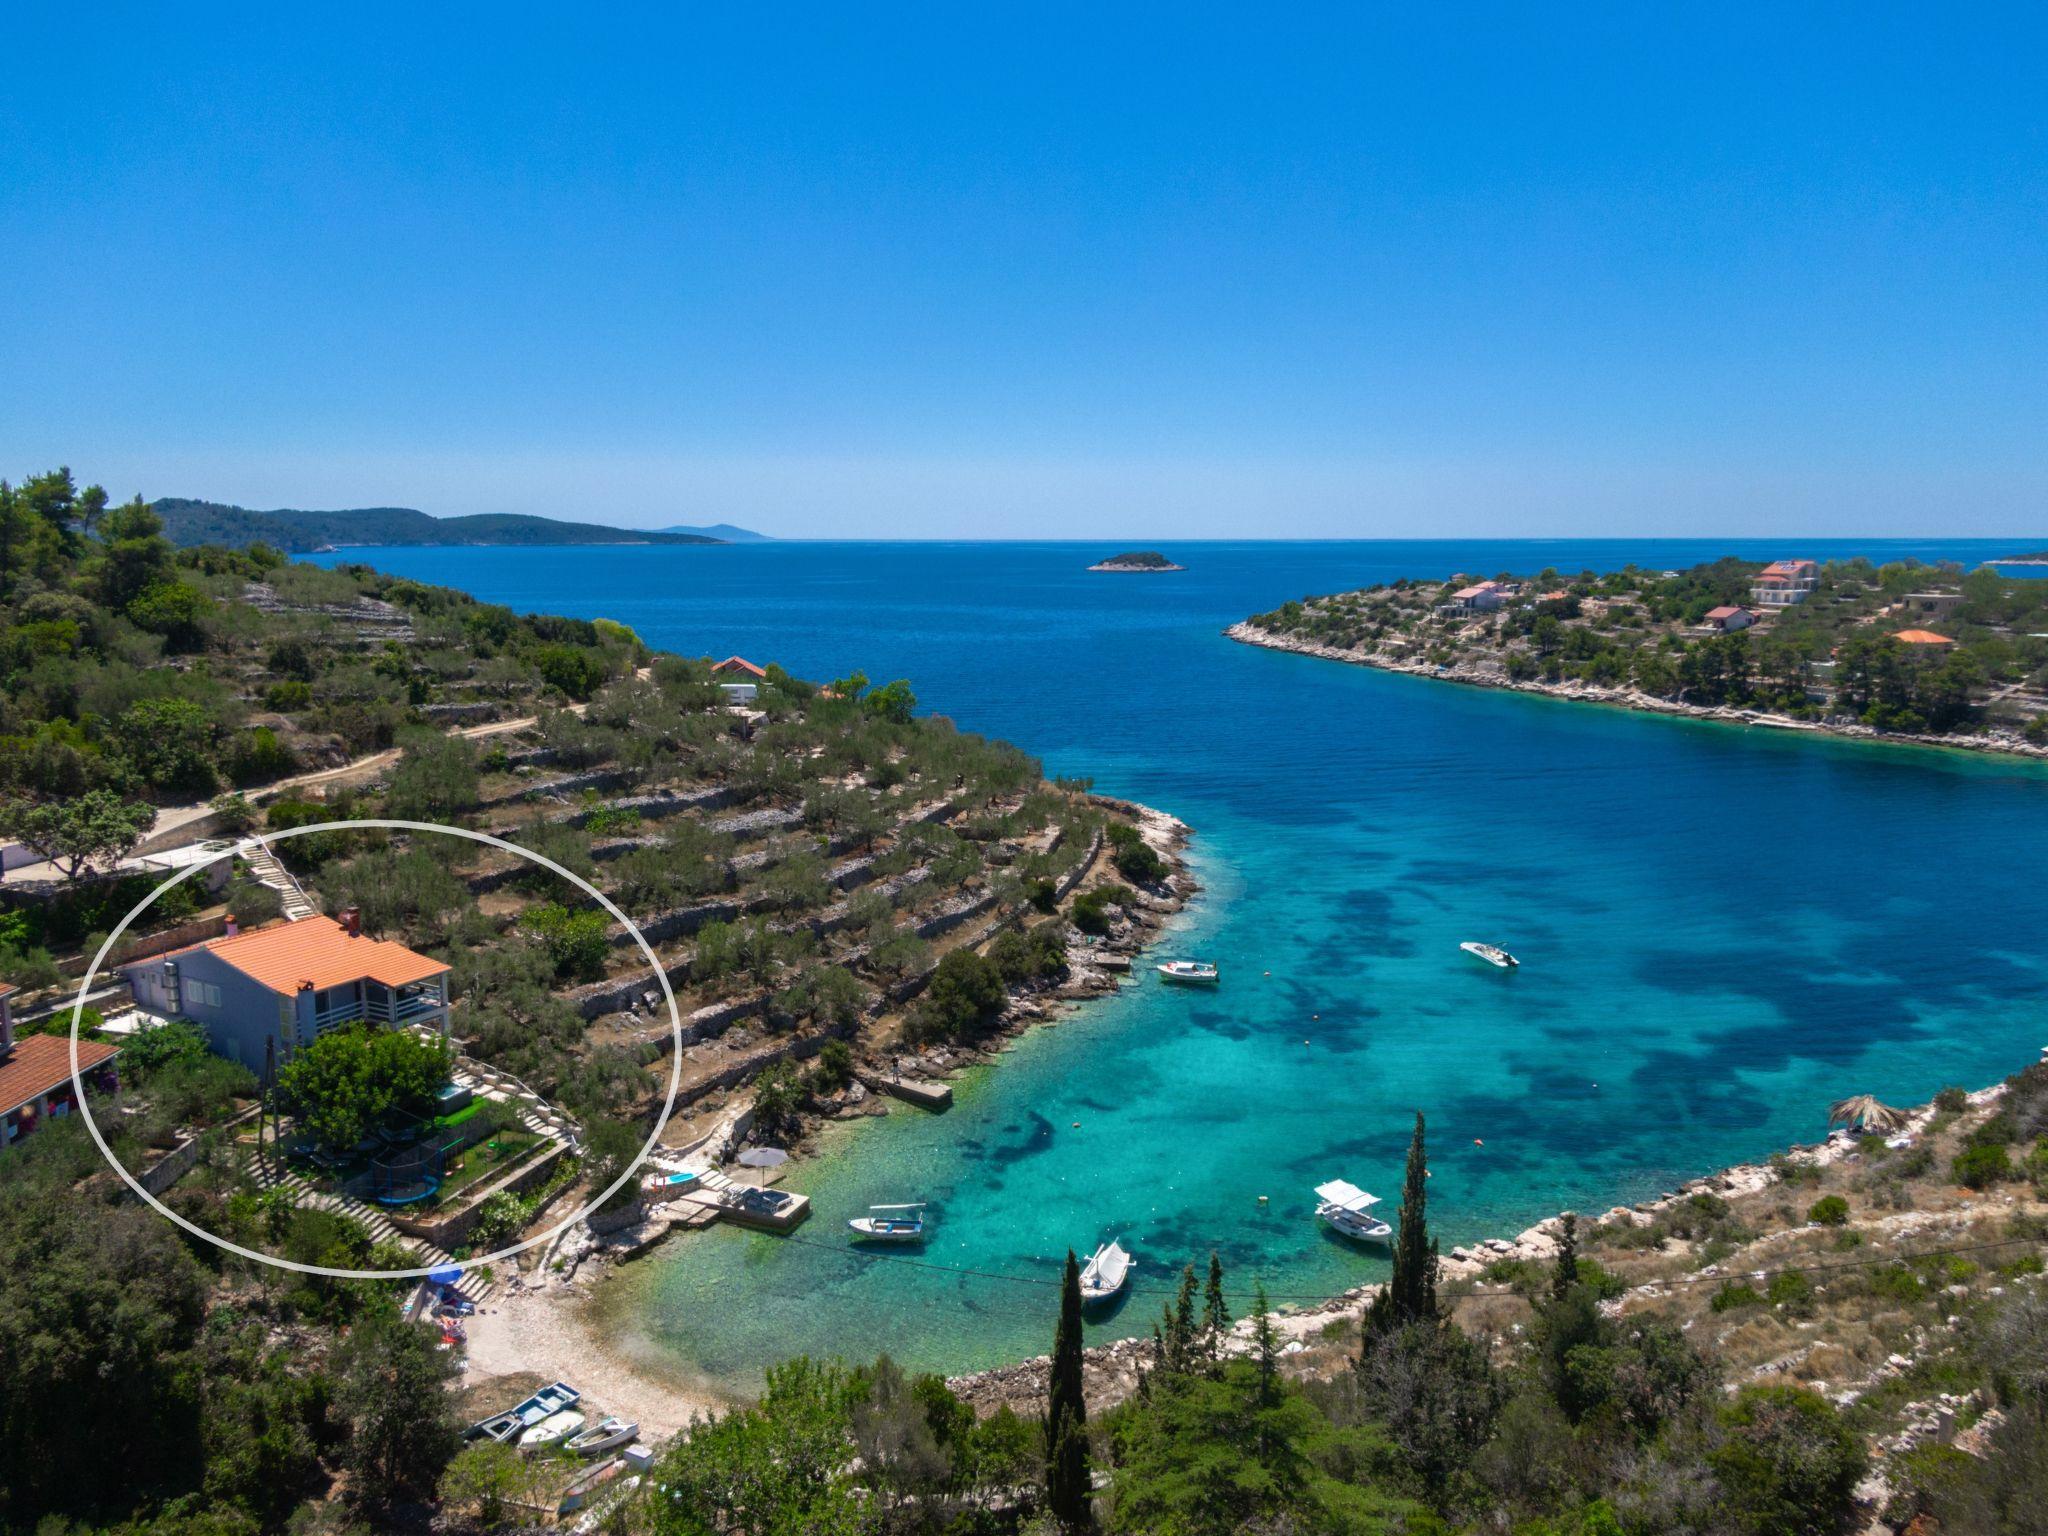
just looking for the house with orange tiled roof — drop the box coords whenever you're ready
[1895,629,1956,651]
[1751,559,1819,606]
[119,910,451,1072]
[1,981,122,1149]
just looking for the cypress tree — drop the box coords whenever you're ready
[1202,1250,1229,1362]
[1367,1111,1439,1334]
[1046,1248,1092,1530]
[1550,1211,1580,1302]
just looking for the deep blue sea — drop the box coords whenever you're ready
[318,540,2048,1391]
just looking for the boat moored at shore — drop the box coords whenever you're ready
[849,1203,929,1243]
[1314,1179,1392,1243]
[1078,1240,1133,1304]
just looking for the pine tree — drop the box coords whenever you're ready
[1367,1111,1439,1334]
[1551,1211,1580,1302]
[1202,1250,1229,1364]
[1046,1249,1092,1530]
[1171,1264,1197,1371]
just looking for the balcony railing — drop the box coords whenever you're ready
[309,990,448,1033]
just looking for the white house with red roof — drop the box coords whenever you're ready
[1751,559,1820,606]
[0,982,122,1149]
[711,654,767,703]
[1702,605,1755,633]
[120,910,451,1071]
[1446,580,1508,614]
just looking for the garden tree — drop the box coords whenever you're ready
[1366,1113,1438,1333]
[438,1441,543,1530]
[777,962,867,1033]
[583,1116,646,1212]
[118,695,221,796]
[273,1024,452,1153]
[519,899,611,981]
[651,1357,876,1536]
[384,728,480,821]
[865,677,918,724]
[1047,1249,1092,1531]
[909,946,1008,1043]
[0,787,154,877]
[331,1307,461,1498]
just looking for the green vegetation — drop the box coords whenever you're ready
[1247,557,2048,743]
[151,496,724,552]
[273,1023,452,1153]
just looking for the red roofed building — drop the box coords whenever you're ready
[1752,559,1820,606]
[710,656,767,679]
[120,911,451,1071]
[1703,605,1754,633]
[1,983,122,1149]
[1446,581,1507,613]
[1894,629,1956,651]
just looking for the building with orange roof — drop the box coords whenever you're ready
[1751,559,1820,606]
[1894,629,1956,650]
[710,656,767,678]
[711,655,768,704]
[120,910,451,1073]
[0,981,123,1149]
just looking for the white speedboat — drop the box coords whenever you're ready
[1156,960,1219,986]
[1315,1179,1392,1243]
[520,1408,586,1449]
[1078,1240,1133,1304]
[849,1203,928,1243]
[565,1415,639,1458]
[1460,941,1518,969]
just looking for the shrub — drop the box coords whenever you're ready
[1807,1195,1850,1226]
[1024,878,1057,914]
[1766,1270,1816,1315]
[1710,1282,1764,1313]
[519,902,610,982]
[1935,1086,1970,1113]
[263,679,313,712]
[809,1038,855,1094]
[1709,1385,1866,1536]
[1953,1143,2014,1191]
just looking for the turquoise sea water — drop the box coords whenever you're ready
[318,539,2048,1390]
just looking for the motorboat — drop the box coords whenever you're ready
[849,1202,927,1243]
[1315,1179,1392,1243]
[1078,1240,1133,1304]
[1459,941,1518,969]
[1156,960,1220,986]
[565,1415,639,1458]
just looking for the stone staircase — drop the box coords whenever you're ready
[240,1147,498,1305]
[238,837,319,921]
[453,1055,582,1149]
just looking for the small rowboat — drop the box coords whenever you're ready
[520,1408,586,1449]
[849,1202,928,1243]
[1460,941,1518,969]
[565,1415,639,1458]
[1078,1240,1133,1305]
[1156,960,1219,986]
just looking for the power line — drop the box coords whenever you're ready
[754,1225,2046,1308]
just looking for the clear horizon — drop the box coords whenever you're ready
[7,7,2045,538]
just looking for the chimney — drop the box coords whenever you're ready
[341,906,361,937]
[223,914,239,938]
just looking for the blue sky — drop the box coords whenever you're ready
[4,6,2044,537]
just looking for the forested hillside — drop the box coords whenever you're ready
[152,496,722,552]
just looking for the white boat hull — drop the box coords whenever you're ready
[848,1218,924,1243]
[1078,1241,1133,1303]
[1317,1206,1392,1244]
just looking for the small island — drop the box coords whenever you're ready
[1993,550,2048,566]
[1088,549,1184,572]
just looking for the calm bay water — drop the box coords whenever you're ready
[320,539,2048,1389]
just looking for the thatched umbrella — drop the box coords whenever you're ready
[1828,1094,1906,1135]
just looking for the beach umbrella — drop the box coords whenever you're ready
[428,1264,464,1288]
[1828,1094,1906,1135]
[736,1146,788,1187]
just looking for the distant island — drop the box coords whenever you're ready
[151,497,727,553]
[660,522,773,542]
[1233,556,2048,757]
[1993,550,2048,566]
[1088,549,1183,572]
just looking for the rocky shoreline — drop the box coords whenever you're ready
[1225,621,2048,764]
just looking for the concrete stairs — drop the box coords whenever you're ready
[238,838,319,921]
[240,1147,498,1305]
[452,1056,582,1149]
